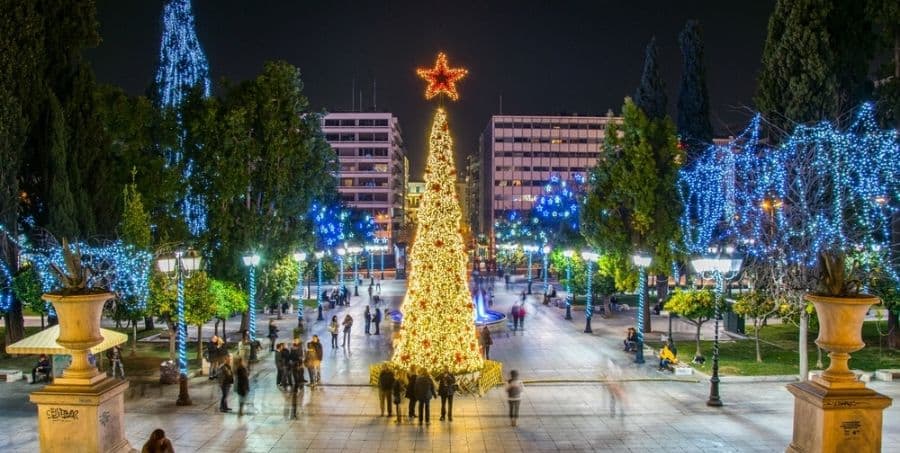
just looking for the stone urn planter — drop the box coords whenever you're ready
[804,293,880,387]
[42,292,115,382]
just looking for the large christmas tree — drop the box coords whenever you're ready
[391,54,481,374]
[391,107,482,374]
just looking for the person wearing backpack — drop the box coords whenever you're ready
[438,369,457,422]
[414,371,436,425]
[378,366,396,417]
[505,369,524,427]
[219,355,234,412]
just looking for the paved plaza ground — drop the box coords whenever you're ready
[1,278,898,452]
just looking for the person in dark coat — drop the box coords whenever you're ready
[378,366,396,417]
[414,371,436,425]
[280,341,293,389]
[480,326,493,360]
[438,369,457,422]
[405,367,418,419]
[364,305,372,335]
[267,319,279,351]
[373,307,382,335]
[236,362,250,415]
[274,343,285,389]
[31,354,51,384]
[289,339,305,390]
[392,371,405,424]
[141,428,174,453]
[219,355,234,412]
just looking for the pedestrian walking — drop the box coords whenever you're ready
[289,339,306,389]
[378,366,396,417]
[505,369,524,427]
[236,361,250,416]
[392,370,404,424]
[406,367,418,420]
[511,304,520,331]
[305,336,322,386]
[274,343,285,389]
[520,291,526,303]
[364,305,372,335]
[236,331,252,368]
[368,284,373,299]
[414,371,436,425]
[373,307,382,335]
[219,355,234,412]
[438,369,456,421]
[376,279,381,293]
[280,341,293,389]
[207,335,222,379]
[342,314,354,349]
[329,315,339,348]
[141,428,174,453]
[480,326,493,360]
[106,345,125,379]
[267,319,279,352]
[518,304,526,330]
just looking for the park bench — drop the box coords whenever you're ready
[875,369,900,382]
[0,369,23,383]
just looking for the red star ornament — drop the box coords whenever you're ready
[417,52,468,101]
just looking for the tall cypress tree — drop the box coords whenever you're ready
[634,37,668,121]
[677,20,713,161]
[46,93,79,239]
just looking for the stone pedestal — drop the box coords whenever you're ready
[30,377,135,453]
[786,379,892,453]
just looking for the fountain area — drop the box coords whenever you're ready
[389,287,506,327]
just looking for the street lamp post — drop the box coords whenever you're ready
[292,252,307,328]
[315,251,325,321]
[581,251,599,333]
[337,247,346,304]
[348,245,362,296]
[541,245,550,294]
[365,245,373,279]
[563,250,574,320]
[242,253,261,362]
[379,245,386,280]
[157,249,201,406]
[691,246,743,407]
[523,244,537,294]
[631,252,652,364]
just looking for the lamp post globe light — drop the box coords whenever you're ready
[156,249,201,406]
[315,251,325,321]
[563,250,574,320]
[523,244,538,294]
[631,252,652,364]
[691,246,742,407]
[336,247,346,304]
[581,251,599,333]
[292,252,307,328]
[541,245,551,293]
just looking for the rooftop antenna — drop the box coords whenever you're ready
[359,90,363,112]
[351,78,356,111]
[499,94,503,115]
[373,79,377,111]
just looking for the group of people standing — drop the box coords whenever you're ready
[274,335,324,391]
[376,366,458,425]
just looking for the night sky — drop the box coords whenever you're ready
[87,0,775,179]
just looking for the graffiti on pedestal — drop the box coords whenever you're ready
[841,420,861,438]
[46,407,78,421]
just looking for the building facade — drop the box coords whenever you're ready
[322,112,407,246]
[478,114,621,237]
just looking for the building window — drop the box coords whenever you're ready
[324,119,340,127]
[339,119,356,127]
[374,119,389,126]
[495,122,514,129]
[358,119,374,126]
[512,180,522,187]
[325,133,339,141]
[339,133,355,141]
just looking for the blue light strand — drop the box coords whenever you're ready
[585,258,594,321]
[296,260,304,323]
[176,265,187,376]
[248,265,256,341]
[636,266,646,351]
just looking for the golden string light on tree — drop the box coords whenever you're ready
[416,52,468,101]
[391,53,482,375]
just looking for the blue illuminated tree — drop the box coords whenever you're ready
[530,175,583,246]
[155,0,211,236]
[678,103,900,376]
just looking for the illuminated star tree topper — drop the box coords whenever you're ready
[416,52,468,101]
